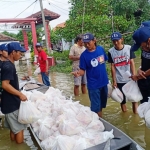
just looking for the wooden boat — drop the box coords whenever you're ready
[20,81,144,150]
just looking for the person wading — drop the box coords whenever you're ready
[69,35,87,96]
[72,33,109,117]
[36,43,50,86]
[1,42,27,144]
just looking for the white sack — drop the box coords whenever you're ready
[59,120,83,136]
[34,67,41,75]
[111,88,123,103]
[18,101,42,124]
[72,137,87,150]
[86,119,105,132]
[137,100,150,118]
[30,90,46,102]
[145,109,150,128]
[41,136,56,150]
[76,107,93,126]
[122,80,143,102]
[51,135,76,150]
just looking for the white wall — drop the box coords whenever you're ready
[61,38,72,50]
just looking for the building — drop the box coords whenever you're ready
[0,33,18,44]
[53,22,73,51]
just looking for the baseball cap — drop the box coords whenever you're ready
[111,32,122,41]
[0,43,8,51]
[7,42,26,53]
[131,27,150,51]
[82,33,94,42]
[36,43,42,47]
[140,21,150,28]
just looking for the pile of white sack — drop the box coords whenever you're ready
[137,98,150,128]
[20,87,114,150]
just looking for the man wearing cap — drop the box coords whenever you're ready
[36,43,50,86]
[1,42,27,144]
[69,35,87,96]
[108,32,138,113]
[0,43,8,117]
[131,27,150,103]
[72,33,108,117]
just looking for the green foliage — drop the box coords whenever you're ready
[55,0,150,43]
[2,28,43,45]
[50,50,72,73]
[2,31,17,39]
[51,29,61,44]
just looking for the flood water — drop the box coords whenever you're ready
[0,59,150,150]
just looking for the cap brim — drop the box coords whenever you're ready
[111,37,121,41]
[83,39,91,43]
[20,47,26,52]
[131,44,140,52]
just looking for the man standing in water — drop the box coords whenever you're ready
[36,43,50,86]
[72,33,108,117]
[131,27,150,103]
[1,42,27,144]
[0,44,9,118]
[108,32,138,113]
[69,35,87,96]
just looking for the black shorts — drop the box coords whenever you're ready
[117,83,126,105]
[138,77,150,103]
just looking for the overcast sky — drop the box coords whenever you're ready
[0,0,70,31]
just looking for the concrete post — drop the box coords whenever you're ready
[31,21,37,55]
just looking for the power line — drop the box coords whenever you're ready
[49,3,68,15]
[49,1,69,12]
[49,0,68,5]
[14,0,37,18]
[31,0,37,15]
[46,1,68,15]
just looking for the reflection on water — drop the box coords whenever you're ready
[0,60,150,150]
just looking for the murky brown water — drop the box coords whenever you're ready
[0,58,150,150]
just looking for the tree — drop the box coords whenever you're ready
[2,31,17,39]
[2,27,43,46]
[55,0,138,42]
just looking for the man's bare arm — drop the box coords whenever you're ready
[69,55,80,61]
[2,80,27,101]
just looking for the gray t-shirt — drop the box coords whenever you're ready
[108,45,135,83]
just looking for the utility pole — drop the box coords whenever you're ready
[111,10,114,33]
[82,0,86,34]
[39,0,50,53]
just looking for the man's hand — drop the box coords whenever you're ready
[112,81,117,88]
[19,93,27,101]
[71,71,80,77]
[45,70,49,75]
[137,69,146,79]
[130,75,139,81]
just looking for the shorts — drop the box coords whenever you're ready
[88,85,108,113]
[4,110,27,134]
[117,83,126,105]
[73,68,87,86]
[138,78,150,103]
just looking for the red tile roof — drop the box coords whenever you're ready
[53,22,66,31]
[0,33,17,41]
[27,8,60,20]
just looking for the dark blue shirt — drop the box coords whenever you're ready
[80,46,108,90]
[1,61,20,114]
